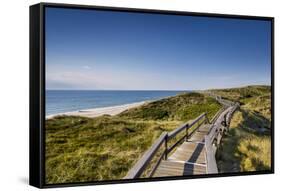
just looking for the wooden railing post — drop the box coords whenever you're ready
[164,135,168,160]
[204,113,208,124]
[185,125,189,141]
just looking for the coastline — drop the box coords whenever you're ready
[46,101,148,119]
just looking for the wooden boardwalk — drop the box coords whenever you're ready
[153,125,210,177]
[124,98,239,179]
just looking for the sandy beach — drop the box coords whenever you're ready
[46,101,147,119]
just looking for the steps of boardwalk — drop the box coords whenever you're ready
[153,124,210,177]
[188,124,210,142]
[153,160,206,177]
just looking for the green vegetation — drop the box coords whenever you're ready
[119,93,220,121]
[45,92,221,184]
[213,85,272,172]
[210,85,270,102]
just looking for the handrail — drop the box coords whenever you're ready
[168,113,206,152]
[167,113,206,140]
[225,103,239,127]
[205,102,238,174]
[209,107,225,123]
[124,132,167,179]
[124,112,207,179]
[205,135,218,174]
[185,113,208,139]
[167,123,189,140]
[188,113,206,127]
[208,107,232,142]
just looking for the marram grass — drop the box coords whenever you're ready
[215,85,271,172]
[45,92,221,184]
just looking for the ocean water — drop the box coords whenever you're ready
[46,90,187,116]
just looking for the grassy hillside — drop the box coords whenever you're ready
[212,85,272,172]
[210,85,270,103]
[45,92,222,184]
[119,92,221,121]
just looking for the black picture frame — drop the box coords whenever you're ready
[30,2,275,188]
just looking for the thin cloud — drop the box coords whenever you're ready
[82,65,91,70]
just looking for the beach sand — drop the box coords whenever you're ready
[46,101,147,119]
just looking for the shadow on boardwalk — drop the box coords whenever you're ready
[184,143,205,174]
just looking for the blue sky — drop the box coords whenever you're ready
[45,7,271,90]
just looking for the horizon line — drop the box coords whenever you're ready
[46,89,192,91]
[46,84,271,91]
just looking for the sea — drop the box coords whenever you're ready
[46,90,187,116]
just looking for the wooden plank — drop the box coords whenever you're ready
[155,167,206,175]
[170,150,206,159]
[178,141,205,150]
[170,151,206,159]
[185,124,210,142]
[153,160,206,177]
[169,157,205,165]
[168,142,206,164]
[155,163,206,172]
[170,154,206,164]
[166,160,207,168]
[153,119,211,177]
[156,165,204,172]
[188,132,206,142]
[205,135,218,174]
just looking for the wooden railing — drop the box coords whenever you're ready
[124,112,208,179]
[204,103,239,174]
[209,106,226,124]
[204,91,236,107]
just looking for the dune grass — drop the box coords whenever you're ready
[45,92,222,184]
[46,116,180,183]
[213,85,272,172]
[210,85,271,103]
[119,92,220,121]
